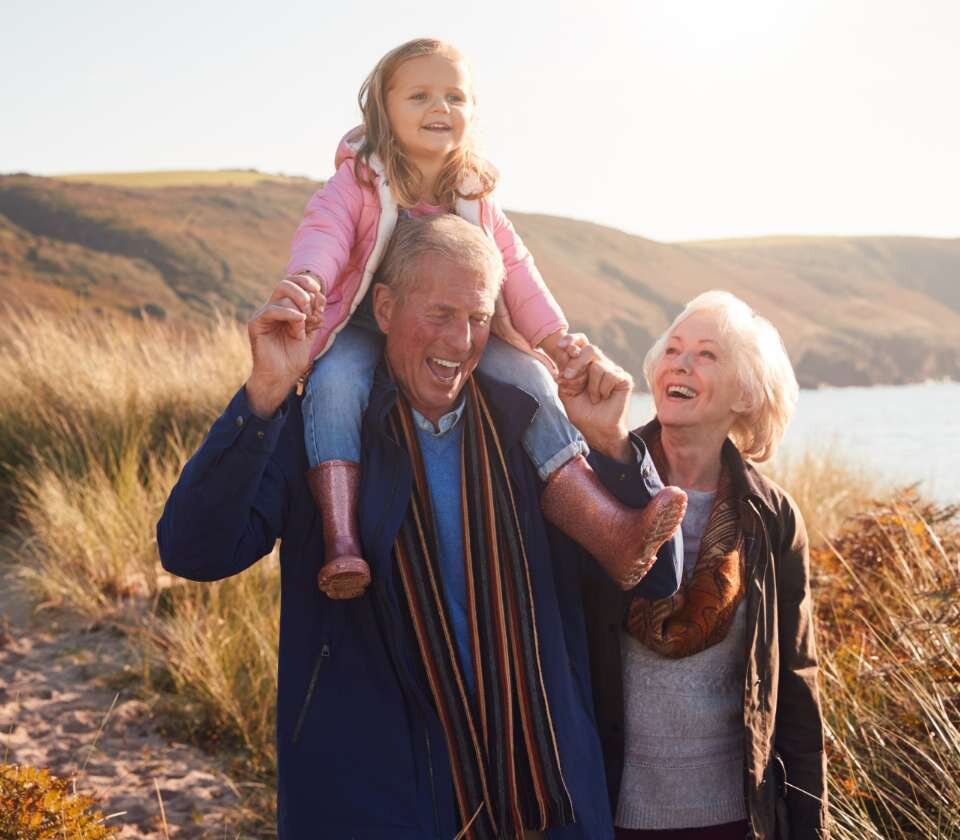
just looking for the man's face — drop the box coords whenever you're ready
[374,252,496,424]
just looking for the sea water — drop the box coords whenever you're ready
[629,380,960,503]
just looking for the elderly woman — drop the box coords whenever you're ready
[571,291,827,840]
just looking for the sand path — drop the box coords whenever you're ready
[0,558,254,837]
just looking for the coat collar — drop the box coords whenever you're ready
[636,417,778,517]
[370,360,539,456]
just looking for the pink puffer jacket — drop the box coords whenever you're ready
[287,129,568,364]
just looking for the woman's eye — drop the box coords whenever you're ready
[699,351,717,360]
[664,347,678,355]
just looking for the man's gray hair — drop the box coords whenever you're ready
[375,214,505,300]
[642,290,799,463]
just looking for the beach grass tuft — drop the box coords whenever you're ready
[1,311,957,835]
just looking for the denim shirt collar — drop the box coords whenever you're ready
[411,399,466,438]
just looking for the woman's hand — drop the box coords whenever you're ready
[245,274,326,418]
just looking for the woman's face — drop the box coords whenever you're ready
[652,310,749,436]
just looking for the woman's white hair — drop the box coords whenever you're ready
[642,290,799,462]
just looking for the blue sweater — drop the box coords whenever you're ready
[157,368,681,839]
[411,403,477,696]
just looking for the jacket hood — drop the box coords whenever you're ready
[333,127,497,195]
[334,126,381,173]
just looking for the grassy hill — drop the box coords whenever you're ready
[2,171,958,387]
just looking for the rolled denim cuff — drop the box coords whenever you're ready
[537,438,590,482]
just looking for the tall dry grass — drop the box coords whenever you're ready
[763,448,879,543]
[1,310,280,829]
[2,310,958,836]
[0,308,249,502]
[813,493,960,838]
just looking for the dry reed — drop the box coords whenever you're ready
[3,311,958,836]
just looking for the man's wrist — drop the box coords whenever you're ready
[244,375,290,420]
[588,427,633,463]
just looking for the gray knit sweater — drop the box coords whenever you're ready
[615,488,748,830]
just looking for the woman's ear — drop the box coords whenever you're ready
[372,283,395,334]
[731,390,753,415]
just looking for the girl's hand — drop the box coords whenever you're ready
[288,272,327,331]
[558,349,634,462]
[556,332,592,398]
[245,274,325,418]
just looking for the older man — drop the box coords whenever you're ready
[158,214,681,839]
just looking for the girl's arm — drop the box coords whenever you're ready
[489,199,569,352]
[287,159,366,293]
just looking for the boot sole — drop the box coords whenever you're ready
[318,558,371,600]
[611,489,687,590]
[634,489,687,565]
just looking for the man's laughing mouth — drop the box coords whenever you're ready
[427,357,462,382]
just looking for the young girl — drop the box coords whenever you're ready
[287,38,685,599]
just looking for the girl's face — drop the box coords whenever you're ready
[385,53,473,166]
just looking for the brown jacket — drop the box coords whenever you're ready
[581,420,828,839]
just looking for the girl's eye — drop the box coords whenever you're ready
[447,94,464,104]
[410,92,427,101]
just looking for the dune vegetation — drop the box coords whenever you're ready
[53,169,304,188]
[1,310,957,837]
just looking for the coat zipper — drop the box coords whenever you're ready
[424,727,441,836]
[292,643,330,743]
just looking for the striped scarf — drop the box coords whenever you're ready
[625,435,746,658]
[389,377,575,839]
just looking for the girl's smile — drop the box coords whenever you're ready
[386,53,473,165]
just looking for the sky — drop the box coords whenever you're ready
[2,0,958,242]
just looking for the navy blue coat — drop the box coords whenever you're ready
[157,369,681,839]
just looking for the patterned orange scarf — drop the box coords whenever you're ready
[625,435,746,658]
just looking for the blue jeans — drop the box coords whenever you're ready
[302,325,587,480]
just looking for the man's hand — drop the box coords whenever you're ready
[558,347,635,463]
[245,274,325,419]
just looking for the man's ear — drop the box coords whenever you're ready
[372,283,395,334]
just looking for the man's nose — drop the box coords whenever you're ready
[444,318,472,354]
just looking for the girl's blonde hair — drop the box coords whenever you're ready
[356,38,497,209]
[642,290,799,463]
